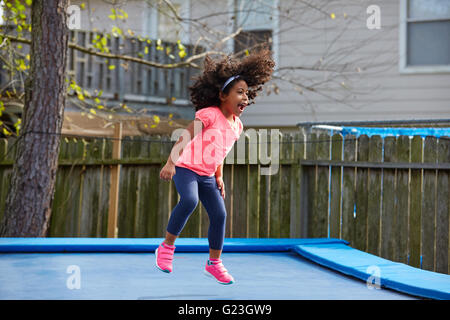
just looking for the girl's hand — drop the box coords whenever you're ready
[160,162,176,181]
[216,177,225,200]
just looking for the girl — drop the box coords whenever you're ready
[157,49,275,285]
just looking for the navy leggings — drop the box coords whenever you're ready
[166,166,227,250]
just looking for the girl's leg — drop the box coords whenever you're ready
[164,231,177,246]
[209,248,222,260]
[198,177,227,259]
[199,177,234,284]
[166,167,200,241]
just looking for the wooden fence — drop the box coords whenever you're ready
[0,129,449,274]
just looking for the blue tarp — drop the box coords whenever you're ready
[329,126,450,138]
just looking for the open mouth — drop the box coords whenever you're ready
[238,103,247,112]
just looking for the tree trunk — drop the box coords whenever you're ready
[0,0,69,236]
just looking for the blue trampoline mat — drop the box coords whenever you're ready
[0,238,448,300]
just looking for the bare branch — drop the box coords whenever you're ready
[1,26,243,70]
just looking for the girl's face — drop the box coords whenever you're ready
[219,80,249,117]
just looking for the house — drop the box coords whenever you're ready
[2,0,450,137]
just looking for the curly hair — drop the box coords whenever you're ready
[189,48,275,111]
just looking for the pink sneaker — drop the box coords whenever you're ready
[155,242,175,273]
[204,259,234,285]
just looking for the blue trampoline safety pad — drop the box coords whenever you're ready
[293,243,450,300]
[0,238,449,300]
[0,237,347,253]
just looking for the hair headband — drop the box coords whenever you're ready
[221,75,241,92]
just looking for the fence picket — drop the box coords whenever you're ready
[248,164,260,238]
[233,163,248,237]
[409,136,423,268]
[67,138,85,236]
[381,136,396,260]
[341,134,357,245]
[134,136,151,237]
[0,139,7,221]
[280,133,291,237]
[395,135,410,264]
[259,167,270,238]
[330,133,343,239]
[81,138,105,236]
[223,164,233,237]
[436,137,449,274]
[313,132,330,237]
[422,136,437,271]
[269,132,282,237]
[355,135,369,251]
[290,131,305,237]
[367,135,383,256]
[49,138,70,236]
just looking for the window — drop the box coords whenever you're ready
[400,0,450,73]
[231,0,278,64]
[234,29,272,54]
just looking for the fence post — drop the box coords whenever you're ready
[107,122,123,238]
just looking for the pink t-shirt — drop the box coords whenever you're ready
[175,106,243,176]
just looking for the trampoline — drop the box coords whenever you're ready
[0,238,449,300]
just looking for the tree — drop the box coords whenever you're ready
[0,0,69,236]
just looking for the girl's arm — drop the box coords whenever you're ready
[215,162,223,178]
[215,162,225,199]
